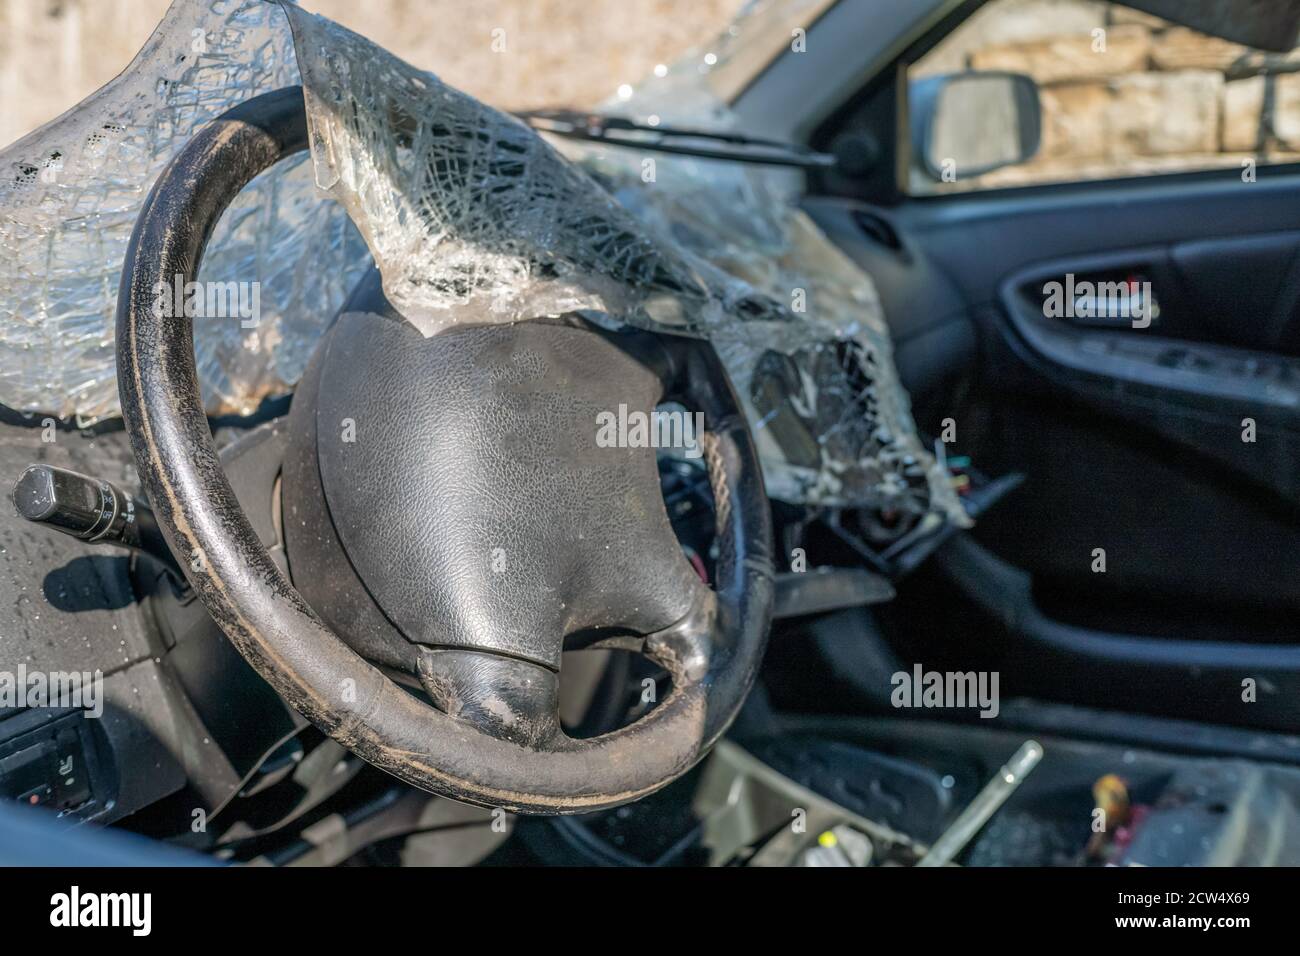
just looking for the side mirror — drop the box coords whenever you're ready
[910,72,1041,182]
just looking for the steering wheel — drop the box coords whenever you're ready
[114,88,774,814]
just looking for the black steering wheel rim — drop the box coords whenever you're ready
[115,87,774,814]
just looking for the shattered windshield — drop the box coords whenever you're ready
[0,0,964,526]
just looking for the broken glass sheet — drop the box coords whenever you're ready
[0,0,368,424]
[283,2,965,523]
[0,0,965,526]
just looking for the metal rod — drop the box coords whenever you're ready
[916,739,1044,867]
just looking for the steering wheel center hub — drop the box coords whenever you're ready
[289,309,702,674]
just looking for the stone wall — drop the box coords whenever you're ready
[0,0,743,148]
[9,0,1294,191]
[915,0,1300,189]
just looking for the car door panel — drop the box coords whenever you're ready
[804,168,1300,731]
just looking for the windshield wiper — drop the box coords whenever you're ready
[516,108,837,170]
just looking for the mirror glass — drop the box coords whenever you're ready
[924,72,1040,180]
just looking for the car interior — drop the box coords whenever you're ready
[2,0,1299,868]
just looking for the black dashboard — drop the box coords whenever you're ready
[0,418,301,829]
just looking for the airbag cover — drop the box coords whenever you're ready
[312,314,701,670]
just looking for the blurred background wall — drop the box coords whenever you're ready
[13,0,1294,185]
[0,0,744,147]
